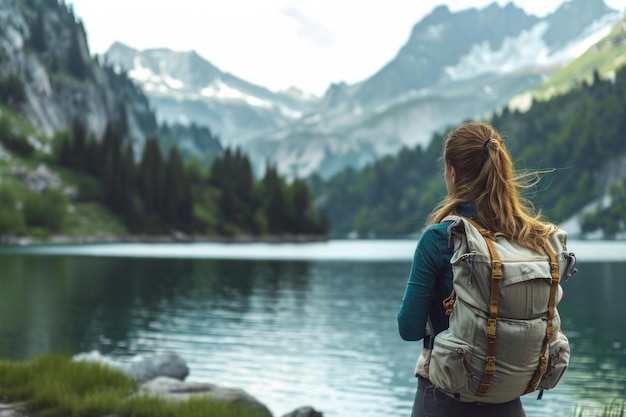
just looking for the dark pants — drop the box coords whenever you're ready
[411,376,527,417]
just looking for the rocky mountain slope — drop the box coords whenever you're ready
[0,0,156,153]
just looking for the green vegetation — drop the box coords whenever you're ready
[581,179,626,238]
[158,122,222,167]
[48,120,328,237]
[316,63,626,238]
[572,399,625,417]
[0,184,70,237]
[0,74,27,107]
[0,109,327,239]
[0,354,268,417]
[512,18,626,104]
[0,109,35,158]
[63,202,128,236]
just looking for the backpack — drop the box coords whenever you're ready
[428,216,578,403]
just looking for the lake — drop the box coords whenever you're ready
[0,240,624,417]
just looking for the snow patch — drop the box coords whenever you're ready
[508,91,534,112]
[445,13,622,82]
[164,75,184,90]
[425,24,446,40]
[128,57,156,82]
[277,105,302,119]
[549,13,622,62]
[444,23,550,81]
[200,78,273,108]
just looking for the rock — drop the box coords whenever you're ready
[72,350,189,383]
[281,406,323,417]
[0,402,29,417]
[123,352,189,383]
[140,377,273,417]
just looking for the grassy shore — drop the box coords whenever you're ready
[0,354,268,417]
[572,399,625,417]
[1,354,623,417]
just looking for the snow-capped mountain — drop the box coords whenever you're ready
[104,42,319,145]
[106,0,624,179]
[245,0,624,179]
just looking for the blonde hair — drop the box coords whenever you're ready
[426,121,556,252]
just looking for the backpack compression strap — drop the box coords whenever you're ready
[464,218,502,398]
[523,245,560,394]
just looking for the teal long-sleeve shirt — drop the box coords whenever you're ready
[397,204,477,344]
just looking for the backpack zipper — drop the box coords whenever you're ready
[433,340,472,375]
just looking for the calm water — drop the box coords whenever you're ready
[0,240,624,417]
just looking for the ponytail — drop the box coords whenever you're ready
[427,122,556,252]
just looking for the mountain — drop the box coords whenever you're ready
[0,0,157,154]
[104,43,319,146]
[100,0,624,180]
[245,0,624,179]
[509,16,626,110]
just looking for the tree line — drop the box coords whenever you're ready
[55,120,328,237]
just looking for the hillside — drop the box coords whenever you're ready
[510,17,626,110]
[313,64,626,239]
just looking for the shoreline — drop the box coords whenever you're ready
[0,233,329,246]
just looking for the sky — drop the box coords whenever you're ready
[65,0,626,96]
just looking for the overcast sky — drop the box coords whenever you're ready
[65,0,626,96]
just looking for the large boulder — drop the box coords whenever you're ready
[140,376,273,417]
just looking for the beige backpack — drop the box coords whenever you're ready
[428,216,578,403]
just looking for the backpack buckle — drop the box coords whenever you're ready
[492,260,503,279]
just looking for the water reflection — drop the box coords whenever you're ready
[0,253,624,417]
[555,261,626,408]
[0,256,315,358]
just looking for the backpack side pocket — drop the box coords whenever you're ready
[429,332,474,394]
[538,329,570,390]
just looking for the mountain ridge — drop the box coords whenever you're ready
[105,42,318,146]
[104,0,625,178]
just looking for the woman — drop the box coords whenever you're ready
[397,121,558,417]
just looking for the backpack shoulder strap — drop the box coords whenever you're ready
[462,217,502,398]
[443,215,502,397]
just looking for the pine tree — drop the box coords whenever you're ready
[262,164,290,234]
[71,118,87,170]
[30,9,46,52]
[290,178,313,234]
[138,137,166,219]
[118,144,137,220]
[164,146,185,227]
[101,123,122,210]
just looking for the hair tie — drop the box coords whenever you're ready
[484,138,492,156]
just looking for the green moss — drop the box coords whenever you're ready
[0,354,269,417]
